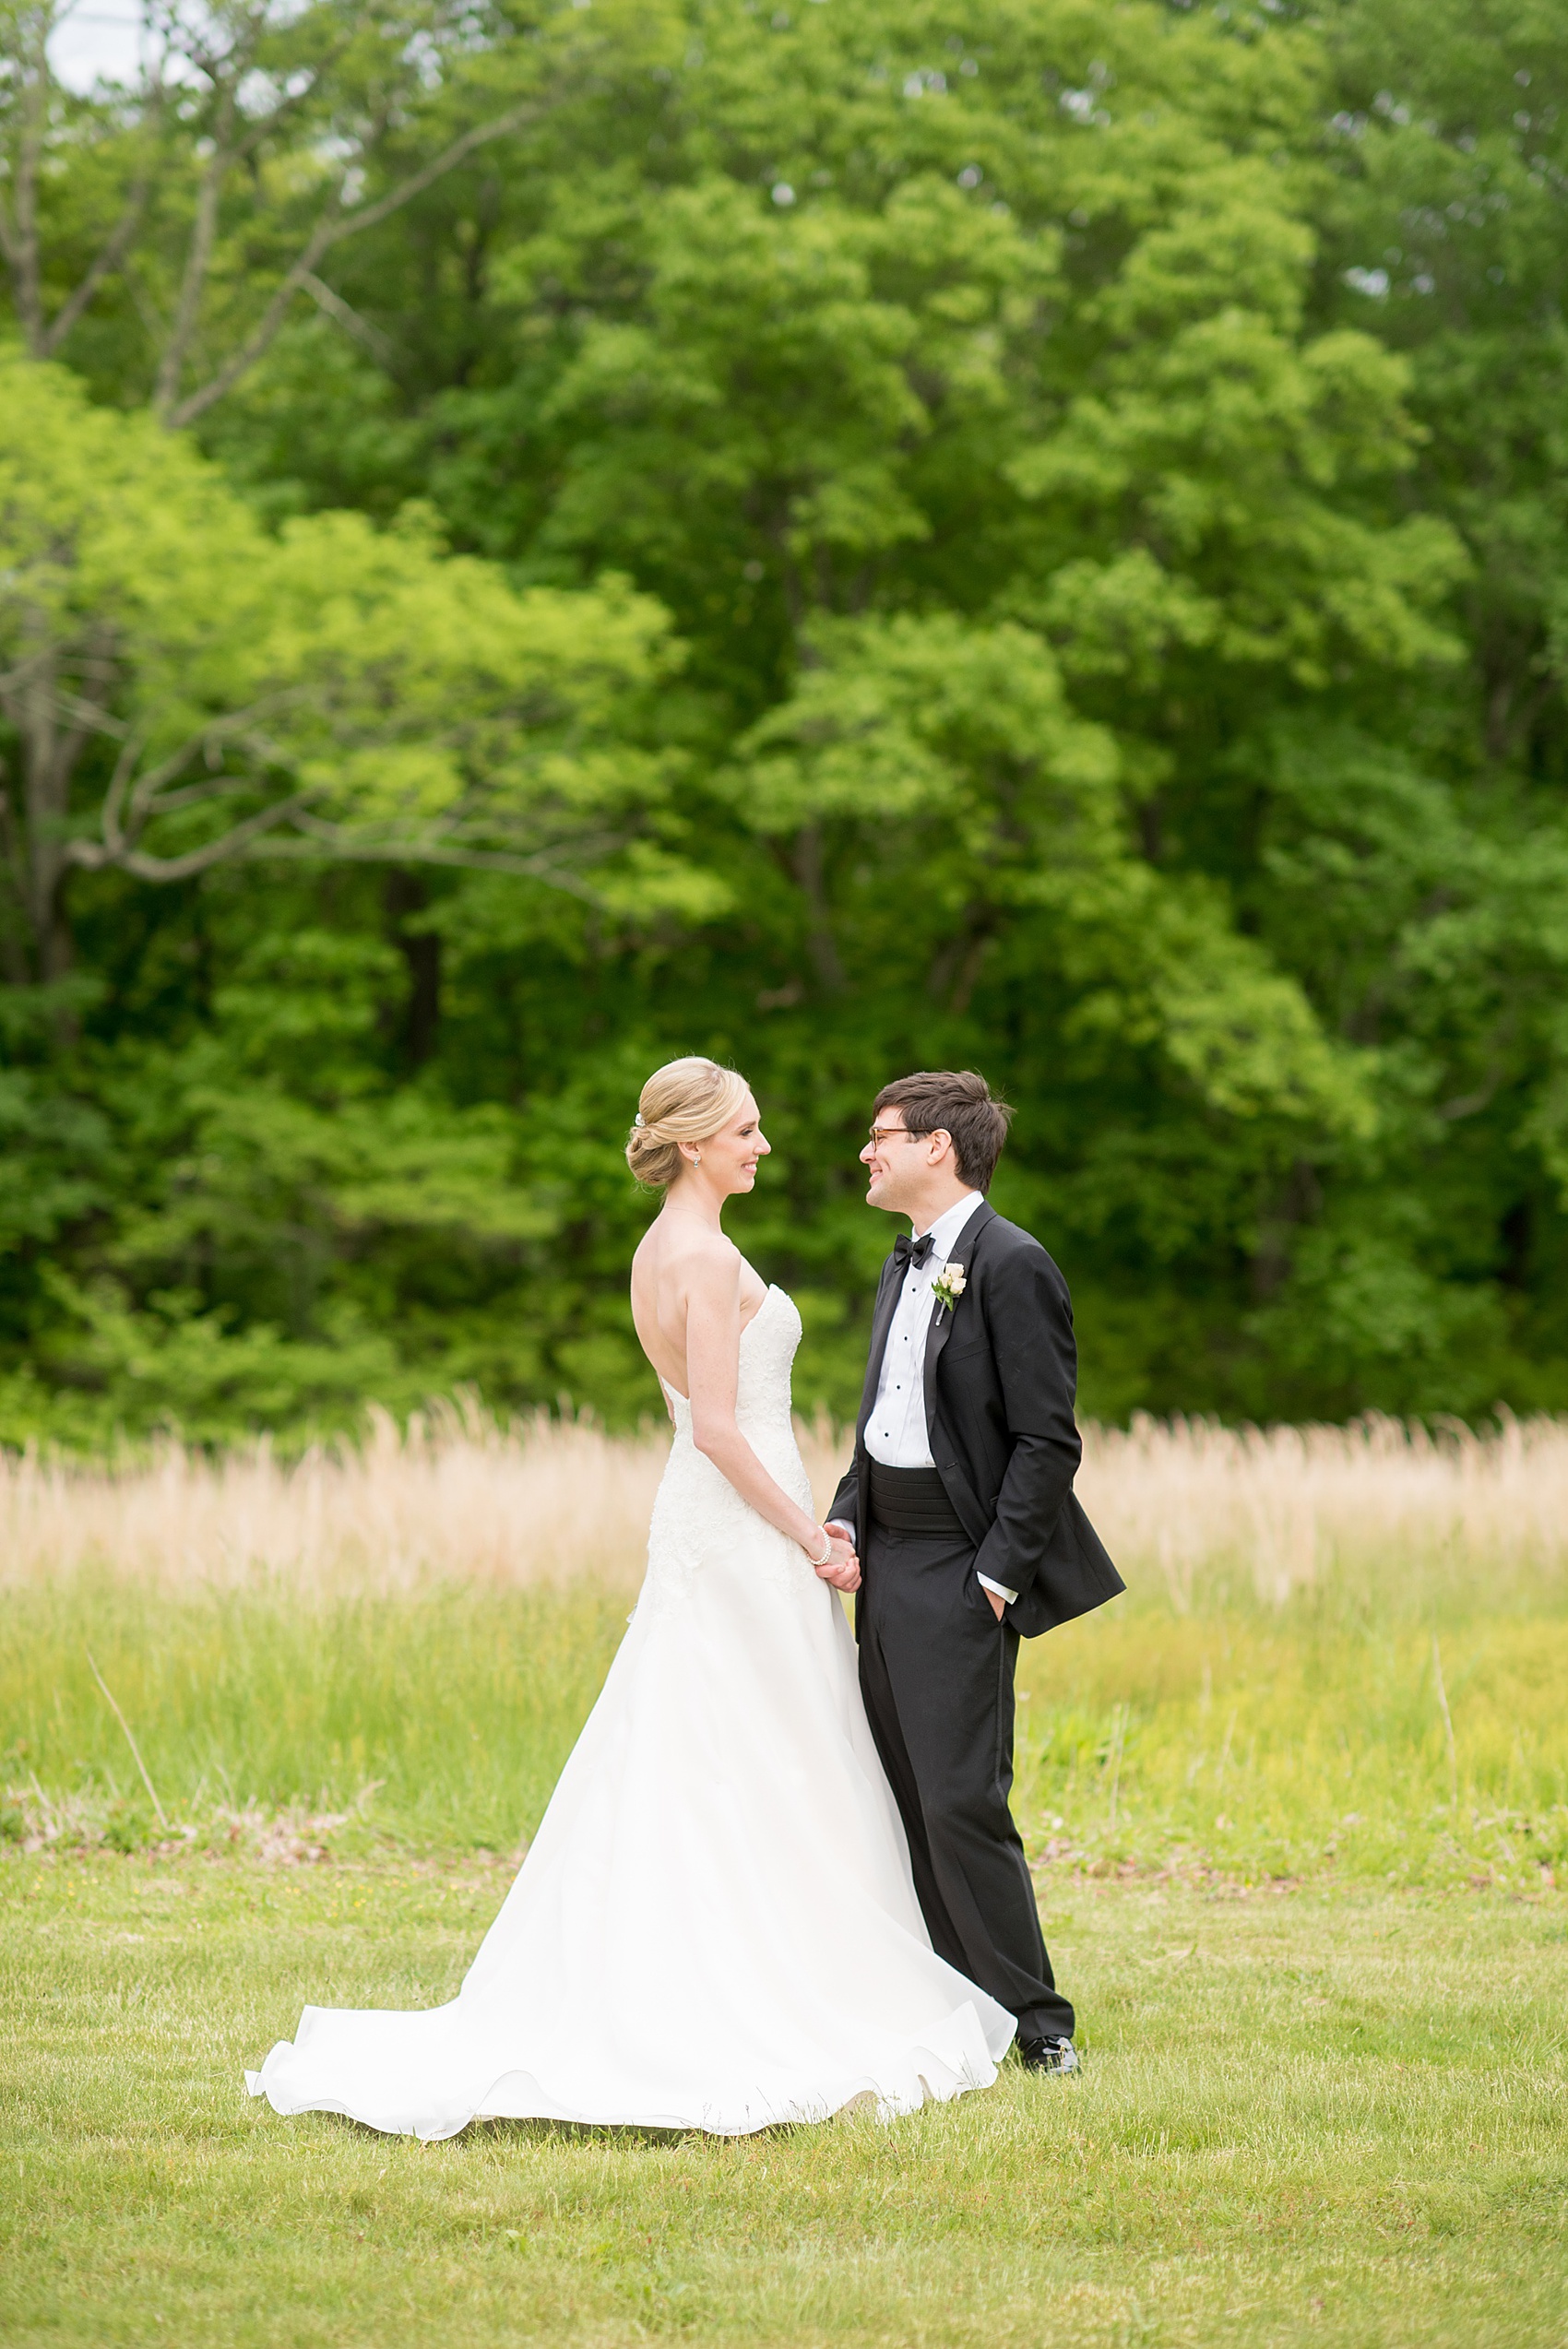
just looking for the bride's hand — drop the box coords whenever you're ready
[815,1534,861,1593]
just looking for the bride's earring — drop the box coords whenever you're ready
[694,1150,701,1163]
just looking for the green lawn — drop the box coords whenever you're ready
[2,1855,1563,2347]
[4,1567,1567,2344]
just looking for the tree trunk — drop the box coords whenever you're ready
[790,823,845,992]
[0,4,49,353]
[18,647,73,981]
[2,622,109,997]
[0,780,30,983]
[384,869,442,1067]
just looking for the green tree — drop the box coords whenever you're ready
[0,354,699,985]
[0,0,616,419]
[6,0,1568,1441]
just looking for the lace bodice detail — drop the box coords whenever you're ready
[660,1284,799,1448]
[643,1286,814,1615]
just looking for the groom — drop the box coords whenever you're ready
[825,1070,1123,2073]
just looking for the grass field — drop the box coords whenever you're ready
[4,1862,1564,2348]
[4,1414,1567,2344]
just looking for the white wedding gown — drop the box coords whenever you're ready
[246,1286,1015,2137]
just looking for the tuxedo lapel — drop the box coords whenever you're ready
[922,1201,997,1433]
[856,1255,904,1443]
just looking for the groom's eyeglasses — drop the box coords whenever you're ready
[867,1124,932,1148]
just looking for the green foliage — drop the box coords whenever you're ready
[5,0,1568,1437]
[0,356,695,921]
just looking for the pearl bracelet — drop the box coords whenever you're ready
[807,1529,834,1568]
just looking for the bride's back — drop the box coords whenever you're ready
[631,1219,764,1405]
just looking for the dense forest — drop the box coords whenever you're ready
[2,0,1566,1442]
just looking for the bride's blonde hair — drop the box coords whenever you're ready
[626,1056,753,1190]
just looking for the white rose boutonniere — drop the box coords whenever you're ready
[932,1262,967,1316]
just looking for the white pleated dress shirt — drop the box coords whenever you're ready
[847,1191,1018,1607]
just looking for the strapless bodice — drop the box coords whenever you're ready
[661,1284,800,1448]
[644,1286,814,1616]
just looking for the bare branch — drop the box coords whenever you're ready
[0,1,51,350]
[164,99,543,428]
[148,4,340,411]
[282,801,629,858]
[0,646,71,701]
[248,831,607,900]
[298,268,395,364]
[4,9,170,359]
[6,672,129,741]
[65,791,621,901]
[38,630,119,834]
[65,789,318,880]
[154,71,239,416]
[110,692,312,820]
[41,165,157,357]
[131,771,260,816]
[18,611,629,908]
[97,730,146,853]
[120,251,171,348]
[156,0,349,156]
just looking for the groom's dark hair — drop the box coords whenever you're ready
[873,1070,1015,1192]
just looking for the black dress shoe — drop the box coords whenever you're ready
[1016,2033,1080,2074]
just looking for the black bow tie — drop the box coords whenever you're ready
[893,1232,936,1271]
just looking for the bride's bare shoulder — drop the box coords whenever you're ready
[633,1219,742,1299]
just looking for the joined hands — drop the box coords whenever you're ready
[814,1522,861,1593]
[815,1520,1004,1616]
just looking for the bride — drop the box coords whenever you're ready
[246,1056,1015,2137]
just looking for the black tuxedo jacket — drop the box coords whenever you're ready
[829,1201,1123,1639]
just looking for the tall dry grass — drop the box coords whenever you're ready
[6,1406,1565,1882]
[1081,1411,1568,1612]
[5,1403,1567,1612]
[0,1402,674,1596]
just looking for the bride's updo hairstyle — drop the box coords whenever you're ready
[626,1056,752,1189]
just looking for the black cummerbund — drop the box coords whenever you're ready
[866,1459,966,1536]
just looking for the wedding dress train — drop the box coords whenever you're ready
[246,1286,1015,2137]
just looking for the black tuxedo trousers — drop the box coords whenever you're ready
[857,1522,1075,2043]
